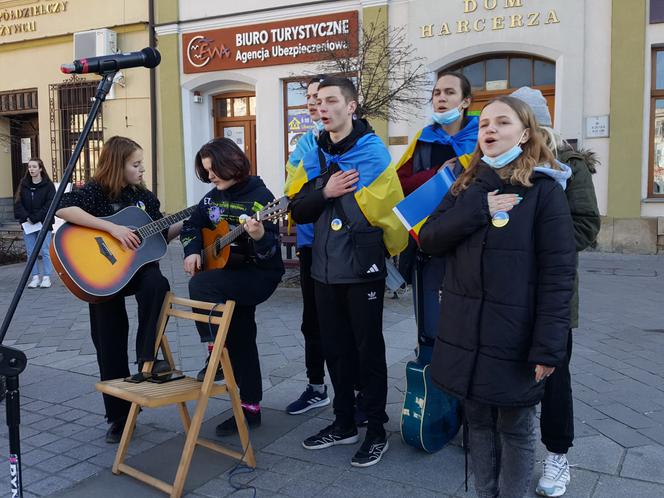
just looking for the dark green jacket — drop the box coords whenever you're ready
[559,147,601,328]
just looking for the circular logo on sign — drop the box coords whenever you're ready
[330,218,343,231]
[491,211,510,228]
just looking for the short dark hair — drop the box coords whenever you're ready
[195,138,250,183]
[436,71,472,100]
[307,75,325,87]
[317,76,358,104]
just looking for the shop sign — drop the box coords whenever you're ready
[0,0,68,38]
[182,10,358,73]
[420,0,560,39]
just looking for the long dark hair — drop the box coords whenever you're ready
[14,157,51,202]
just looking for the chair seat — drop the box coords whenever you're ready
[96,376,228,408]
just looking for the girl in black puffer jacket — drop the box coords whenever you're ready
[419,96,576,498]
[14,158,55,289]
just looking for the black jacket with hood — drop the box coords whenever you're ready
[180,176,284,275]
[419,163,576,407]
[14,177,56,230]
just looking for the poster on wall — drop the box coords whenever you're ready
[287,109,315,155]
[224,127,245,149]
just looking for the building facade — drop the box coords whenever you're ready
[0,0,155,224]
[2,1,663,253]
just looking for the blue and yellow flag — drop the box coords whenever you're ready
[287,134,408,256]
[395,117,479,172]
[284,131,318,246]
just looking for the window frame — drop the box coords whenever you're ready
[648,47,664,198]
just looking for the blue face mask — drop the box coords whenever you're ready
[432,106,462,126]
[315,120,325,132]
[482,130,528,169]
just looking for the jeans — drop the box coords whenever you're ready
[464,399,537,498]
[23,230,52,277]
[540,329,574,454]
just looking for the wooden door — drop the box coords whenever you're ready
[213,93,256,175]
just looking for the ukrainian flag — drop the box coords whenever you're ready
[287,134,408,256]
[395,117,479,173]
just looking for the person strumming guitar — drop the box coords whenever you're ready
[181,137,284,438]
[56,136,182,444]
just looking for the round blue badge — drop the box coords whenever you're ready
[492,211,509,228]
[330,218,343,231]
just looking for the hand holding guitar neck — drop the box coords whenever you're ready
[242,216,265,241]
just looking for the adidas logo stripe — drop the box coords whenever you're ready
[366,264,380,273]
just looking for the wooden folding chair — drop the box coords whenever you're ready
[96,292,255,498]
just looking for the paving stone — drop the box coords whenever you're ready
[568,435,624,474]
[25,475,74,496]
[585,419,656,447]
[620,445,664,484]
[594,403,658,429]
[592,474,664,497]
[59,461,103,482]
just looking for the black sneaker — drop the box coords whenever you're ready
[105,417,127,444]
[215,408,261,437]
[351,432,389,467]
[302,423,359,450]
[197,353,224,382]
[286,385,331,415]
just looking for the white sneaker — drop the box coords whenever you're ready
[536,452,571,497]
[27,276,40,288]
[40,276,51,288]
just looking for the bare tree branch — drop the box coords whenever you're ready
[316,13,430,123]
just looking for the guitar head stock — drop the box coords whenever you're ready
[255,196,290,224]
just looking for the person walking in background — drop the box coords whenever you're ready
[511,86,601,497]
[419,96,576,497]
[14,157,56,289]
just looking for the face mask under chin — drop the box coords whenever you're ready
[432,106,463,126]
[481,129,528,169]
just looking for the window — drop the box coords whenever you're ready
[49,79,103,187]
[651,0,664,24]
[283,78,317,165]
[448,54,555,92]
[649,48,664,197]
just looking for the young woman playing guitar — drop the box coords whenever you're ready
[181,137,284,438]
[56,136,182,443]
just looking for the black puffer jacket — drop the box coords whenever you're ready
[419,164,576,407]
[14,178,56,230]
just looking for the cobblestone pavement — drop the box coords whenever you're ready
[0,246,663,497]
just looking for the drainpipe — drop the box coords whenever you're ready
[149,0,158,194]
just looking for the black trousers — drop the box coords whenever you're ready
[89,263,170,423]
[314,279,388,435]
[188,266,281,405]
[297,247,325,385]
[540,328,574,454]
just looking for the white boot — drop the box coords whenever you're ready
[40,276,52,288]
[27,275,40,288]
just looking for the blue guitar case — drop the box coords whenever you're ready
[400,252,461,453]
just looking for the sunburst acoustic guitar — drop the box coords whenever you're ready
[198,196,290,271]
[50,205,195,303]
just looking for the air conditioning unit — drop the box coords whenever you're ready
[73,28,117,60]
[73,29,119,99]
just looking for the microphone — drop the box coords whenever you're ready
[61,47,161,74]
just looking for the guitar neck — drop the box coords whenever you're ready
[213,222,248,253]
[137,206,196,239]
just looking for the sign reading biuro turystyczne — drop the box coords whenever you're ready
[182,11,359,73]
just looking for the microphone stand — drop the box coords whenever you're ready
[0,71,117,497]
